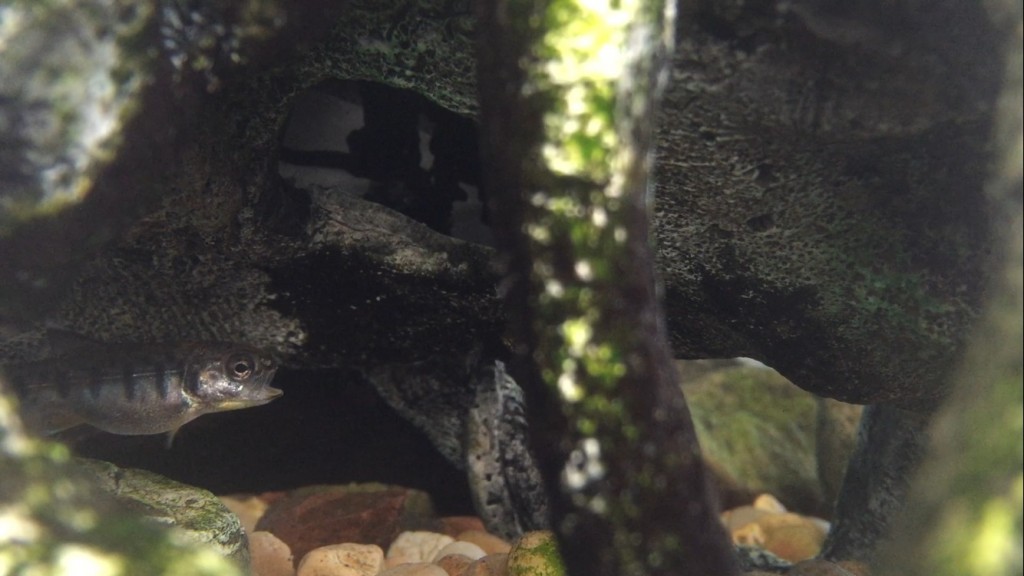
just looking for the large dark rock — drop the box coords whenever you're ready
[2,0,1000,406]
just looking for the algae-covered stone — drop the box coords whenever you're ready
[684,362,860,516]
[74,458,250,567]
[0,374,242,576]
[506,531,566,576]
[0,0,154,232]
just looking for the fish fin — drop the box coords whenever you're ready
[19,404,85,437]
[165,427,181,449]
[52,424,104,446]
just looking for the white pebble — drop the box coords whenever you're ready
[386,531,454,566]
[432,541,486,562]
[297,543,383,576]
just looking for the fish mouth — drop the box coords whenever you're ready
[220,386,283,410]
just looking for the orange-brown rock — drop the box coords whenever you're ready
[255,483,437,567]
[436,553,475,576]
[438,516,486,537]
[730,512,828,562]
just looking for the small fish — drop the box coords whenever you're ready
[4,338,281,443]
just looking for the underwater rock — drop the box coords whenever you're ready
[454,530,512,555]
[505,531,565,576]
[0,0,153,233]
[75,458,250,566]
[0,375,244,575]
[816,398,865,509]
[296,542,384,576]
[250,530,296,576]
[438,517,487,537]
[435,553,475,575]
[684,361,860,516]
[433,541,486,562]
[378,563,449,576]
[386,531,455,567]
[222,493,272,535]
[255,484,438,566]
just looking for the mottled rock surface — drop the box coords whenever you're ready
[683,361,860,516]
[0,376,243,575]
[76,458,250,566]
[255,484,438,565]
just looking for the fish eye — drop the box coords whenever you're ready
[226,354,255,380]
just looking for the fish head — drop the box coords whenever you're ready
[185,344,282,411]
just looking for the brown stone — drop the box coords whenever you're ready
[296,543,383,576]
[754,513,827,563]
[436,553,475,576]
[250,530,295,576]
[465,553,508,576]
[438,516,486,537]
[255,483,437,566]
[454,531,511,555]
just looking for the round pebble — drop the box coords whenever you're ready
[432,541,486,562]
[250,531,295,576]
[377,562,448,576]
[465,553,508,576]
[297,543,384,576]
[455,531,511,555]
[435,553,474,576]
[753,493,788,513]
[220,494,269,534]
[387,531,455,567]
[506,532,565,576]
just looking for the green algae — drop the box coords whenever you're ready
[0,378,244,576]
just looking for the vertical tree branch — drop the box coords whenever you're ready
[476,1,741,574]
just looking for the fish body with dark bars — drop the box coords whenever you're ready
[4,339,281,443]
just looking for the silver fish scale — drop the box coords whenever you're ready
[8,346,194,435]
[3,340,281,437]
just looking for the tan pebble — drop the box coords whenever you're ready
[455,531,511,555]
[752,493,787,513]
[465,553,508,576]
[435,554,474,576]
[789,558,862,575]
[377,562,448,576]
[720,505,776,532]
[297,543,383,576]
[250,531,294,576]
[755,513,828,562]
[731,522,766,547]
[220,494,268,534]
[432,541,486,562]
[386,531,455,567]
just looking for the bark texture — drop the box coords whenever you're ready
[476,1,740,574]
